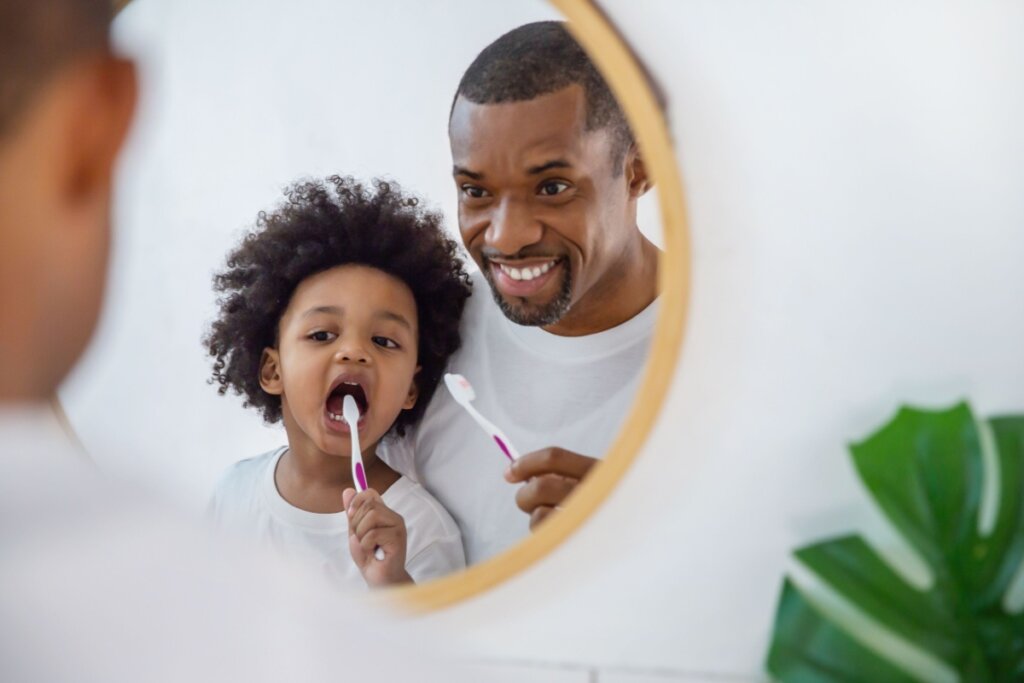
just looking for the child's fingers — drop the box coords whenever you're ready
[346,489,382,527]
[358,528,396,556]
[354,507,403,539]
[349,493,396,531]
[341,487,357,511]
[348,527,368,564]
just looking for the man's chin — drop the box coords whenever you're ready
[485,284,569,327]
[486,275,573,327]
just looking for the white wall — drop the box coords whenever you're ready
[60,1,1024,680]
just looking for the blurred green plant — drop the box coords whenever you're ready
[766,402,1024,682]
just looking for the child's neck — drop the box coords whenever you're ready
[275,435,399,514]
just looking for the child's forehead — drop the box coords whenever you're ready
[284,264,418,323]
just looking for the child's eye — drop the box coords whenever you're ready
[372,336,399,350]
[538,180,571,196]
[308,331,335,342]
[460,184,490,200]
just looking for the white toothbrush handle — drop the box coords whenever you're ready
[464,403,521,461]
[348,424,386,561]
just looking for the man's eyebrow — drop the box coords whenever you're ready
[375,310,413,331]
[527,159,572,175]
[453,165,483,180]
[301,305,343,319]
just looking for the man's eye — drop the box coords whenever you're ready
[308,331,335,342]
[372,336,399,349]
[461,184,489,199]
[539,180,570,196]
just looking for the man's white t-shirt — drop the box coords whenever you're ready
[382,272,658,564]
[210,447,465,588]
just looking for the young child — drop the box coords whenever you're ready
[206,176,472,589]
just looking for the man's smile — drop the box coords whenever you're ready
[487,256,565,299]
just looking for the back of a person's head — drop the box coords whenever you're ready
[0,0,135,403]
[453,20,633,168]
[0,0,113,137]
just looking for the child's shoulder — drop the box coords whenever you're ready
[210,447,284,504]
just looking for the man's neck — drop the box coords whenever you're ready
[543,234,659,337]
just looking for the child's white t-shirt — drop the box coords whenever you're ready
[209,447,465,589]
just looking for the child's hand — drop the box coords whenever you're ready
[342,488,412,588]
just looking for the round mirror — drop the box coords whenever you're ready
[58,0,688,608]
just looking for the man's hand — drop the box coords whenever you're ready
[503,447,598,530]
[342,488,413,588]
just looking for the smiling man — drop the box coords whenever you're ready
[383,21,660,564]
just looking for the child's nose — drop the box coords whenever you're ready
[333,344,369,364]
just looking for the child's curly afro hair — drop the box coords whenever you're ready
[205,175,472,436]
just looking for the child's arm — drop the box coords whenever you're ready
[342,488,413,588]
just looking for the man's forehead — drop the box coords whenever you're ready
[449,87,604,170]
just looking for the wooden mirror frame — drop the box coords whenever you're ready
[94,0,692,612]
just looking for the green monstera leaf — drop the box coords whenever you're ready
[766,402,1024,682]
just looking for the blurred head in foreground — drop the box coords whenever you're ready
[0,0,137,403]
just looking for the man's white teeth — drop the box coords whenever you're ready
[328,412,344,422]
[499,261,555,282]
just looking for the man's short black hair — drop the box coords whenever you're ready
[0,0,113,135]
[205,176,472,437]
[453,20,633,174]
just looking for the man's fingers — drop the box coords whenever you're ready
[529,506,556,531]
[506,447,597,483]
[515,473,577,514]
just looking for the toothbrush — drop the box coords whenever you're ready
[443,373,521,462]
[342,394,385,561]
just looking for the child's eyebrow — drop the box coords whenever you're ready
[301,305,343,319]
[375,310,413,332]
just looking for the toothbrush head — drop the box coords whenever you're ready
[444,373,476,404]
[342,394,361,427]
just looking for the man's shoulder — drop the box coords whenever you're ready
[458,269,493,336]
[385,477,460,538]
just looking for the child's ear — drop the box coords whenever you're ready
[259,348,283,395]
[403,366,422,410]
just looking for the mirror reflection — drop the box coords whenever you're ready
[61,0,662,589]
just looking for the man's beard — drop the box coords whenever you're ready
[482,260,573,327]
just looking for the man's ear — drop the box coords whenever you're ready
[403,366,422,410]
[62,55,137,208]
[259,348,283,395]
[624,144,653,199]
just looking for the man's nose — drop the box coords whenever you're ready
[486,197,543,256]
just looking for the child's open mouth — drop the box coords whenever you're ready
[325,378,369,427]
